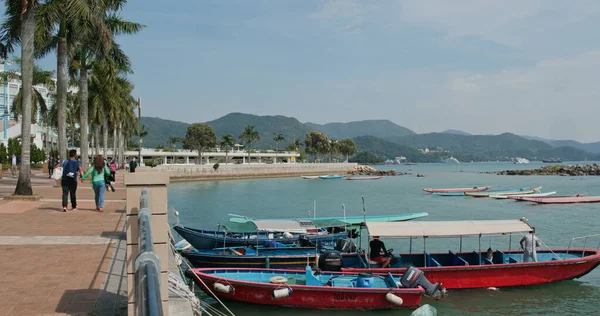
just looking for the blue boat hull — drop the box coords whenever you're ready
[182,247,320,269]
[173,225,348,250]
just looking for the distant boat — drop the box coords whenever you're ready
[541,158,563,163]
[301,176,320,179]
[345,176,383,181]
[465,187,541,197]
[423,186,491,193]
[318,175,345,180]
[518,196,600,204]
[228,212,429,226]
[509,194,583,201]
[513,157,530,164]
[442,156,460,163]
[491,191,557,199]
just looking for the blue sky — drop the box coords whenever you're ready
[13,0,600,142]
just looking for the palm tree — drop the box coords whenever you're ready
[273,133,285,163]
[34,0,106,161]
[0,0,37,195]
[10,62,55,122]
[239,125,260,164]
[69,1,144,168]
[220,134,234,164]
[168,136,180,164]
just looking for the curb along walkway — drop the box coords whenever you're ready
[0,170,128,316]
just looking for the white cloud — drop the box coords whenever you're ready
[412,52,600,141]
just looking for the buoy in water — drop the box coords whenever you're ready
[269,276,288,284]
[385,292,403,306]
[213,283,233,293]
[272,288,292,299]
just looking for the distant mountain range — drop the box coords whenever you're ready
[139,113,600,162]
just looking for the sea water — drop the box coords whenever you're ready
[169,162,600,315]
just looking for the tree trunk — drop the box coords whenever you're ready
[118,122,124,167]
[94,123,101,157]
[15,3,35,195]
[102,114,108,159]
[90,129,94,156]
[79,55,89,169]
[112,125,117,163]
[56,19,68,160]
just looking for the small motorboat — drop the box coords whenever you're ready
[181,246,321,269]
[431,192,468,196]
[518,196,600,204]
[509,194,583,201]
[318,175,345,180]
[185,265,444,310]
[173,239,192,252]
[491,191,557,199]
[465,187,540,197]
[301,176,320,179]
[228,212,429,226]
[342,219,600,289]
[345,176,383,180]
[422,186,491,193]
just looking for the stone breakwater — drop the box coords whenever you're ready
[493,164,600,176]
[348,165,402,176]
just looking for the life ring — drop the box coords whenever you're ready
[269,276,288,284]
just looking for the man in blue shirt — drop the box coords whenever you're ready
[61,149,83,212]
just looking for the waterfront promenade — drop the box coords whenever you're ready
[0,170,127,316]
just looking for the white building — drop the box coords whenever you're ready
[1,61,60,150]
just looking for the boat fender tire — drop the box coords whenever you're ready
[269,276,288,284]
[213,282,233,293]
[385,293,403,306]
[272,288,292,298]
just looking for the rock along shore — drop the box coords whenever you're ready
[492,164,600,176]
[348,165,402,176]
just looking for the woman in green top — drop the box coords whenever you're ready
[82,155,111,212]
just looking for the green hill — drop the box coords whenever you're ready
[205,113,312,149]
[306,120,415,140]
[351,136,444,163]
[139,117,190,148]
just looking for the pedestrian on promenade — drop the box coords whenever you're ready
[10,154,18,177]
[82,155,111,213]
[61,149,83,212]
[104,159,115,192]
[48,155,55,178]
[109,160,117,182]
[129,157,138,173]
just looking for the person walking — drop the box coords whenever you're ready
[10,154,18,178]
[48,155,55,178]
[82,155,111,213]
[109,160,117,182]
[61,149,83,212]
[129,157,138,173]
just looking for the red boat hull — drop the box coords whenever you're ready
[343,249,600,289]
[519,196,600,204]
[189,269,424,310]
[422,186,491,193]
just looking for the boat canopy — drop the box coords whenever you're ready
[223,219,347,233]
[366,219,533,238]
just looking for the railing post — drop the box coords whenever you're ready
[126,173,170,315]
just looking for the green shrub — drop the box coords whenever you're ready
[213,162,220,170]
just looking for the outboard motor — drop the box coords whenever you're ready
[318,251,343,272]
[400,266,444,299]
[298,235,315,247]
[335,238,358,253]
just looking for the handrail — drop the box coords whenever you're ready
[135,188,164,316]
[564,234,600,259]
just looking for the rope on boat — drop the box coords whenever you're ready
[168,229,236,316]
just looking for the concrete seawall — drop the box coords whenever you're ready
[140,163,358,181]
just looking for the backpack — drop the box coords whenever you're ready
[62,159,79,179]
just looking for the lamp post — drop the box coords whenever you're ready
[137,97,141,163]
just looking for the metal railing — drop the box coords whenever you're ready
[564,234,600,259]
[135,188,164,316]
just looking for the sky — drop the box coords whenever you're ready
[12,0,600,142]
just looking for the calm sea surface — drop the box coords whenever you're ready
[169,162,600,316]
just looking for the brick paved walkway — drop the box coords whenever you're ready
[0,169,127,316]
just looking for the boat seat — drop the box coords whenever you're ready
[368,260,379,268]
[426,253,441,267]
[449,251,469,266]
[385,272,399,288]
[304,266,321,286]
[508,256,519,264]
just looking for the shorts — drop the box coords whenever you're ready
[371,256,387,264]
